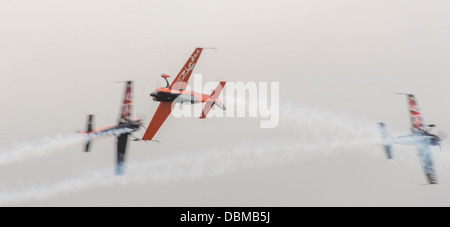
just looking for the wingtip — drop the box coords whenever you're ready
[198,47,218,52]
[395,92,412,96]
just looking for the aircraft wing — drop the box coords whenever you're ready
[116,133,128,175]
[142,102,173,141]
[169,48,203,90]
[406,94,426,132]
[416,143,438,184]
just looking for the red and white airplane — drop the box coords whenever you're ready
[141,48,226,141]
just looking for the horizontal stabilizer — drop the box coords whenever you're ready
[200,81,226,119]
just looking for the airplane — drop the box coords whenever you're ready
[141,47,226,141]
[78,81,143,175]
[378,94,443,184]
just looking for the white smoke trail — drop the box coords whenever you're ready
[0,132,118,167]
[2,103,447,205]
[0,104,386,205]
[0,136,381,205]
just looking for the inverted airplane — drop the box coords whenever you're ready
[378,94,442,184]
[141,48,226,141]
[78,81,142,175]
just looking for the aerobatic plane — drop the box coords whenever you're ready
[141,48,226,141]
[378,94,442,184]
[78,81,142,175]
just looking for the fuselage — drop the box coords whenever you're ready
[150,88,209,104]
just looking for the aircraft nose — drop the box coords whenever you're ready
[150,92,157,97]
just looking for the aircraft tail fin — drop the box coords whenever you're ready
[84,115,94,152]
[200,81,226,119]
[378,122,393,159]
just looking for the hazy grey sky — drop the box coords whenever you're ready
[1,0,450,206]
